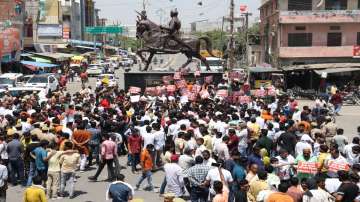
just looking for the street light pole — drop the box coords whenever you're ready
[228,0,235,70]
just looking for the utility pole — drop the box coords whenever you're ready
[242,11,252,65]
[228,0,235,70]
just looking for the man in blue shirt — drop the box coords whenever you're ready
[32,140,55,186]
[106,173,134,202]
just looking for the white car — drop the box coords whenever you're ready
[24,74,59,93]
[7,87,48,104]
[0,73,25,88]
[199,57,224,72]
[86,64,103,77]
[96,74,118,87]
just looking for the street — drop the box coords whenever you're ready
[7,73,360,202]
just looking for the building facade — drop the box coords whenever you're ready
[0,0,24,64]
[260,0,360,67]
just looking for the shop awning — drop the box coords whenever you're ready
[314,67,360,75]
[21,61,59,71]
[248,67,282,73]
[29,56,52,64]
[33,52,74,62]
[282,63,360,71]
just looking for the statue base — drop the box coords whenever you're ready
[124,70,223,90]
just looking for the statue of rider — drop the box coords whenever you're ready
[160,9,191,50]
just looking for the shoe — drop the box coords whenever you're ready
[134,186,140,191]
[69,195,75,199]
[88,176,97,181]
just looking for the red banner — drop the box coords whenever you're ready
[354,45,360,57]
[176,80,187,89]
[199,90,210,99]
[166,85,176,92]
[194,70,201,77]
[189,93,197,101]
[205,76,213,84]
[239,96,251,104]
[156,86,166,95]
[297,162,318,174]
[162,76,173,84]
[328,161,350,173]
[174,72,181,80]
[254,89,266,97]
[145,87,156,96]
[129,86,141,94]
[192,84,202,94]
[216,90,228,97]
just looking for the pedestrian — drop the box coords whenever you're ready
[88,133,117,181]
[59,142,80,199]
[163,154,184,197]
[7,133,24,186]
[23,176,47,202]
[32,140,55,187]
[267,183,294,202]
[0,159,8,202]
[71,122,91,172]
[127,130,142,173]
[184,156,211,202]
[135,144,154,191]
[106,173,134,202]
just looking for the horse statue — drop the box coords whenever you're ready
[136,11,215,71]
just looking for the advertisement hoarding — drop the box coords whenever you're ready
[38,24,63,37]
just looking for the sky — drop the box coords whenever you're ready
[96,0,261,27]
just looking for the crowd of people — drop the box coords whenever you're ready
[0,73,358,202]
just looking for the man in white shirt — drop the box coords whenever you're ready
[142,126,155,148]
[213,136,230,161]
[0,159,7,201]
[275,149,295,181]
[344,139,360,166]
[164,155,184,197]
[205,160,233,196]
[325,147,349,178]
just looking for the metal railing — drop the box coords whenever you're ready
[280,10,360,16]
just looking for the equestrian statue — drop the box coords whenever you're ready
[136,9,215,71]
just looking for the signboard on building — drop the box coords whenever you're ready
[354,45,360,58]
[63,26,70,39]
[38,0,60,24]
[38,24,63,37]
[0,28,21,62]
[85,26,123,34]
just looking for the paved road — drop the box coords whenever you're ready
[7,77,360,202]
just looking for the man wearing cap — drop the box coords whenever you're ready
[164,154,184,197]
[321,117,337,145]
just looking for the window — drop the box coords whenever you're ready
[295,26,306,31]
[288,0,312,10]
[327,33,342,46]
[325,0,347,10]
[288,33,312,47]
[329,26,341,30]
[357,32,360,45]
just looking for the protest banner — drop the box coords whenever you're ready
[129,86,141,94]
[297,162,318,174]
[328,161,350,173]
[145,87,156,96]
[254,89,266,97]
[239,96,251,104]
[205,76,213,84]
[176,80,187,89]
[192,84,202,94]
[166,85,176,92]
[216,90,228,97]
[174,72,181,80]
[199,90,210,99]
